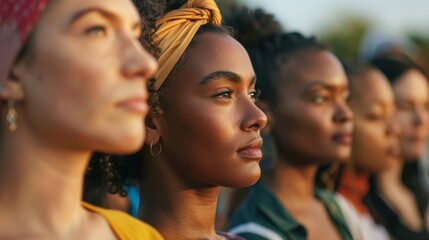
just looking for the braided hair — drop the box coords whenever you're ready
[224,7,326,107]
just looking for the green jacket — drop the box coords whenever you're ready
[228,182,353,240]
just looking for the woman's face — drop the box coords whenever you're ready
[155,32,267,188]
[11,0,157,153]
[393,69,429,160]
[349,69,400,172]
[270,50,353,165]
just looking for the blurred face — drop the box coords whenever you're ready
[12,0,157,153]
[393,69,429,160]
[349,69,400,172]
[156,33,267,188]
[271,50,353,165]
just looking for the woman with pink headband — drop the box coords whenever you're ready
[0,0,163,239]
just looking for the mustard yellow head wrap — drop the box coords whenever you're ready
[153,0,222,90]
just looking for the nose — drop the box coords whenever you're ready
[413,106,429,127]
[121,36,158,81]
[387,117,401,137]
[240,100,267,132]
[333,100,353,124]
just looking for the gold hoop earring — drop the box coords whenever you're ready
[150,140,162,157]
[6,99,18,132]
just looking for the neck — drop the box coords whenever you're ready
[376,158,404,190]
[265,156,317,209]
[337,168,370,214]
[139,155,220,240]
[0,129,91,235]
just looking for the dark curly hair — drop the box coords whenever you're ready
[85,0,234,199]
[224,7,327,107]
[84,0,167,202]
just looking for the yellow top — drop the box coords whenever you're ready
[82,202,164,240]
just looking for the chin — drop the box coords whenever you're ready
[223,165,261,188]
[98,134,144,154]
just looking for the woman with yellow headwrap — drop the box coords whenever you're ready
[103,0,267,239]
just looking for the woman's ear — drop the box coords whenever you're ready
[0,64,26,102]
[257,101,273,134]
[144,114,162,145]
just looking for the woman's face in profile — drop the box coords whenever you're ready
[269,50,353,165]
[11,0,157,154]
[155,32,267,188]
[349,69,400,172]
[393,69,429,160]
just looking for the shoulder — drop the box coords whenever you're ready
[82,202,164,240]
[228,222,284,240]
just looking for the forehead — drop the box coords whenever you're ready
[393,69,429,101]
[182,32,255,82]
[351,69,394,108]
[42,0,140,24]
[279,50,347,90]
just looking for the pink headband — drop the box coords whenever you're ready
[0,0,49,84]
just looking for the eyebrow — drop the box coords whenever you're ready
[68,7,141,30]
[304,82,348,92]
[199,71,256,86]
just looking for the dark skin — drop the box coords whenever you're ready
[262,49,352,240]
[141,32,267,240]
[349,69,399,173]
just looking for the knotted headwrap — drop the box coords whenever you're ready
[0,0,49,84]
[153,0,222,90]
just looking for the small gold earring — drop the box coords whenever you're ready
[6,100,18,132]
[150,140,162,157]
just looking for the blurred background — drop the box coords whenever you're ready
[217,0,429,71]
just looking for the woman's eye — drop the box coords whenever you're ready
[214,90,233,99]
[249,89,261,102]
[367,113,383,121]
[85,25,107,37]
[312,95,329,104]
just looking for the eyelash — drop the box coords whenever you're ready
[214,90,234,99]
[213,89,261,102]
[250,89,261,102]
[85,25,107,37]
[312,95,329,104]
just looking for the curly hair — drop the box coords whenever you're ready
[84,0,167,202]
[85,0,234,198]
[224,7,327,107]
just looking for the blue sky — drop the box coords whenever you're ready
[243,0,429,36]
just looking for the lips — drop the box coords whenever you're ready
[238,138,264,160]
[117,96,148,114]
[332,132,352,145]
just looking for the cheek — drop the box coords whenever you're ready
[31,52,114,121]
[275,106,331,146]
[353,122,385,169]
[396,112,413,135]
[161,100,236,160]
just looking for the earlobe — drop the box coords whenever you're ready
[0,65,25,101]
[144,117,162,145]
[0,79,25,101]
